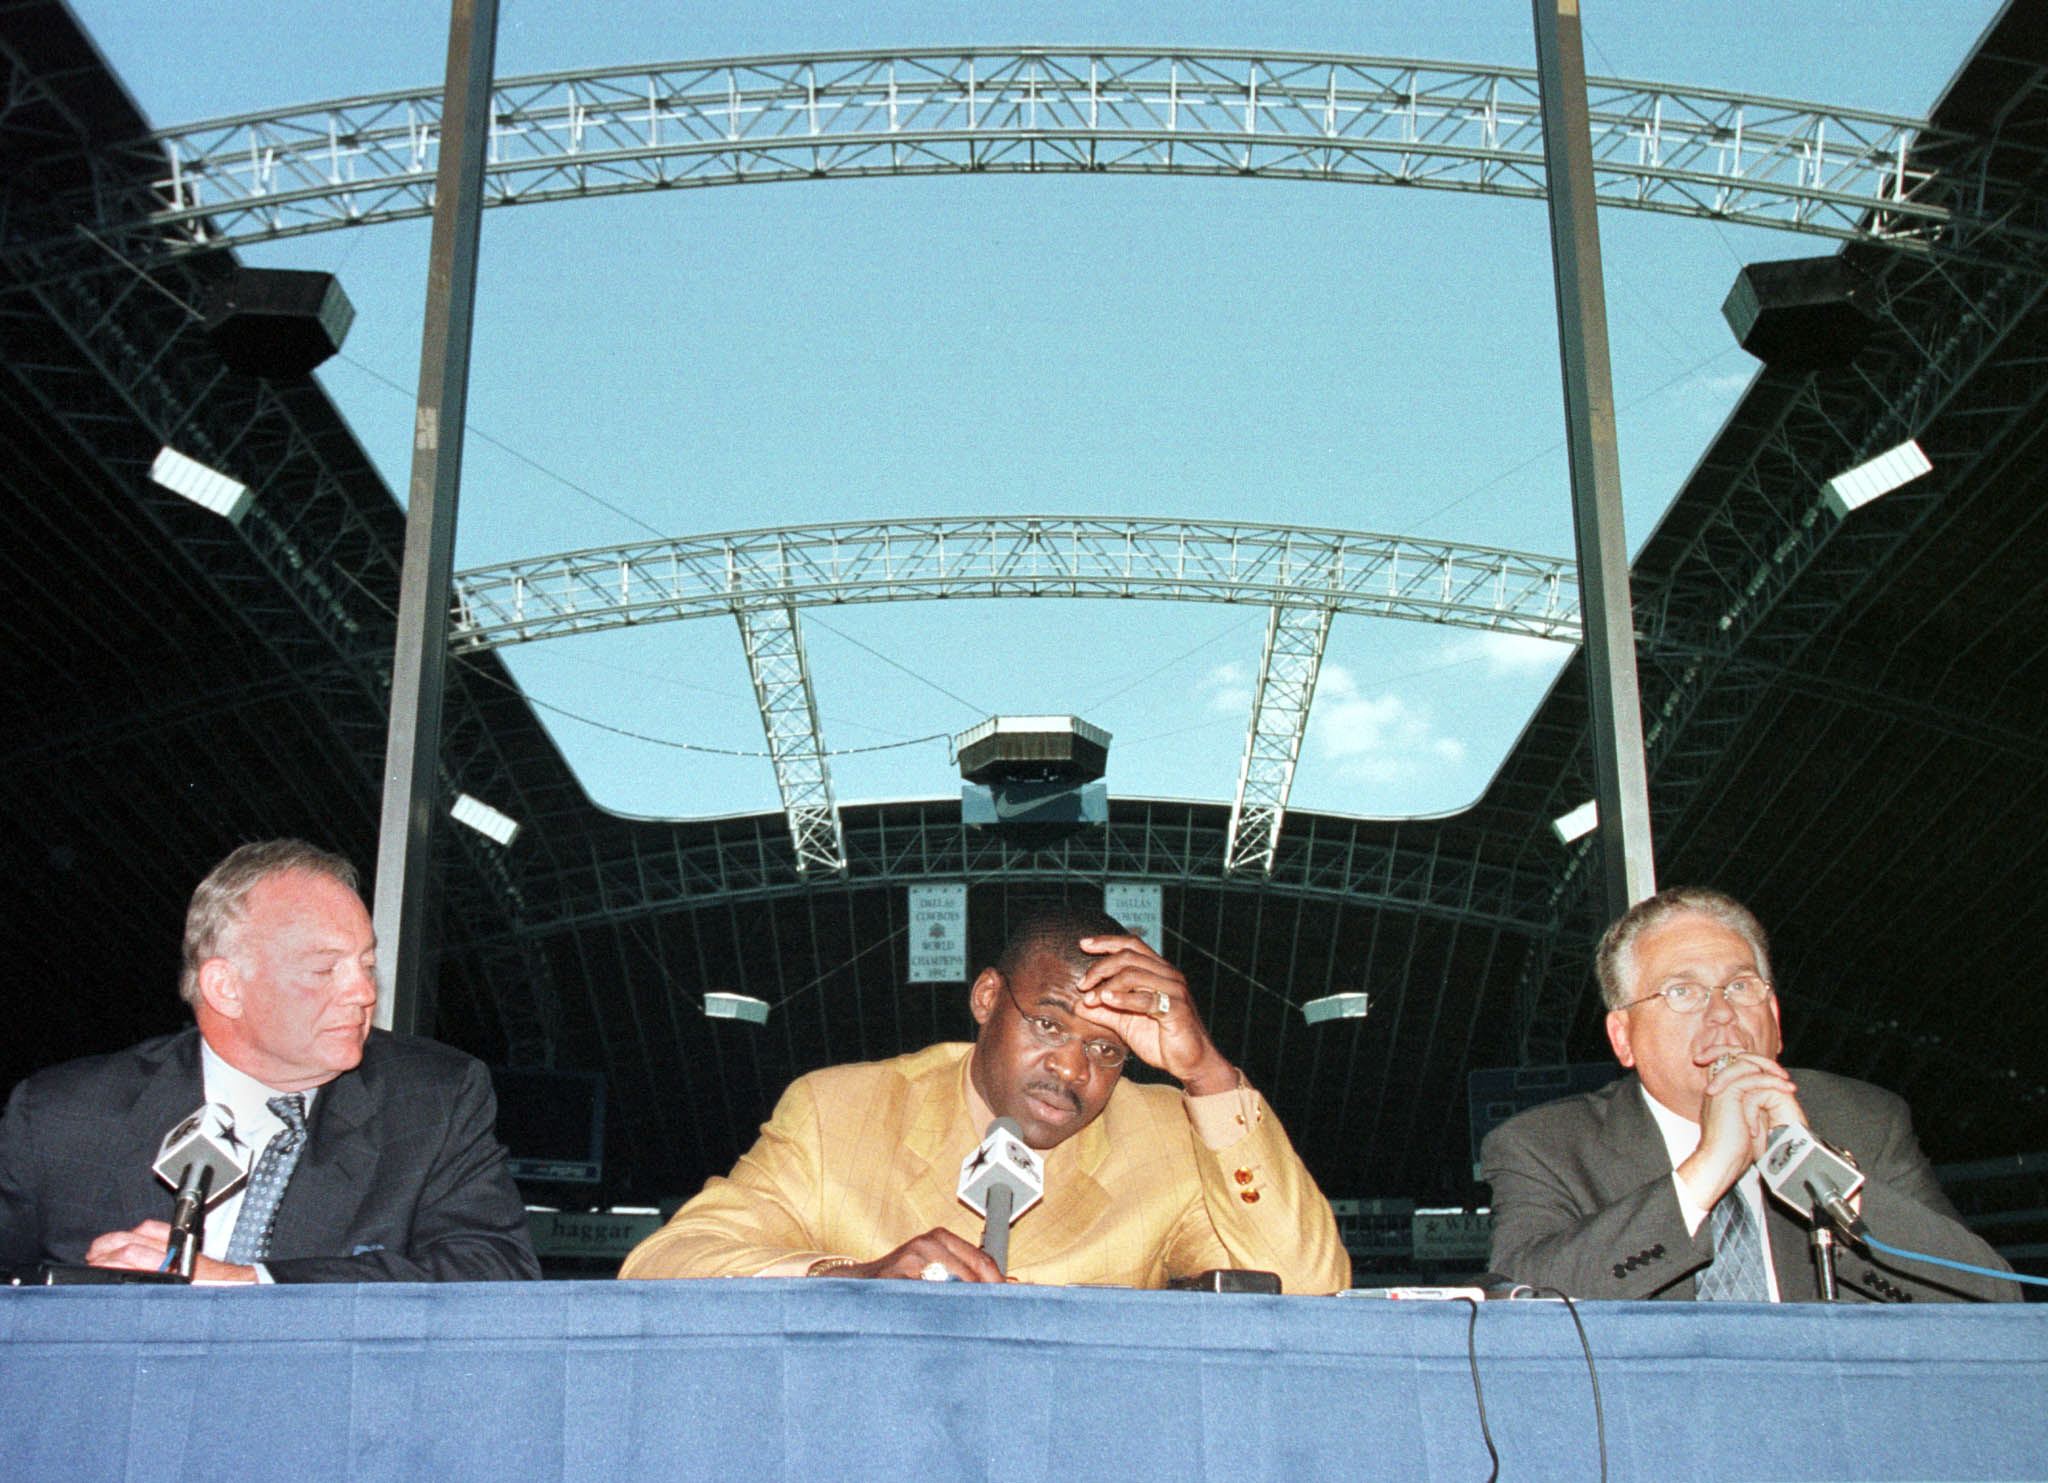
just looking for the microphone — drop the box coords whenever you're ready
[956,1117,1045,1275]
[152,1105,249,1274]
[1760,1123,1867,1241]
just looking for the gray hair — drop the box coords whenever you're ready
[180,839,360,1005]
[1593,887,1772,1010]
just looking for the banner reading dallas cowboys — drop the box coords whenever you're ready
[906,884,969,983]
[1103,883,1163,948]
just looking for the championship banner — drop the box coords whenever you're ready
[1103,883,1163,948]
[907,884,969,983]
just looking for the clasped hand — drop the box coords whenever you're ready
[1678,1050,1808,1208]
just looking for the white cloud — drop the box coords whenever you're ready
[1436,629,1575,677]
[1201,660,1252,715]
[1307,664,1467,785]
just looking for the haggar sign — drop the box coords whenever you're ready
[907,884,968,983]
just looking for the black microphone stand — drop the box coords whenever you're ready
[1808,1199,1839,1301]
[164,1163,214,1280]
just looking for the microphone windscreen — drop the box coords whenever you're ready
[957,1117,1046,1220]
[151,1104,250,1209]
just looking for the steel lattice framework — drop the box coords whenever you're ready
[450,517,1579,649]
[735,602,846,873]
[51,49,2048,260]
[453,517,1576,873]
[1226,604,1333,874]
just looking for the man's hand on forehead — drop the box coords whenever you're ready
[1072,935,1236,1096]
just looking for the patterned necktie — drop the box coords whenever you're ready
[225,1093,308,1265]
[1695,1186,1771,1301]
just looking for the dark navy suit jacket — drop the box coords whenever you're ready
[1481,1068,2018,1302]
[0,1027,538,1282]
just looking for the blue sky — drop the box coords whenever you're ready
[71,1,2001,825]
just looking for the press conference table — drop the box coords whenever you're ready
[3,1279,2042,1482]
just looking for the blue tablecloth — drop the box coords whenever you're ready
[3,1280,2042,1481]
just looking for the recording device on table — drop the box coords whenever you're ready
[1342,1273,1542,1301]
[956,1117,1044,1275]
[7,1105,249,1287]
[1168,1269,1282,1293]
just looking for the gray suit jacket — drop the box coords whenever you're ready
[0,1028,538,1282]
[1481,1069,2018,1302]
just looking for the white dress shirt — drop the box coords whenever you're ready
[199,1039,320,1278]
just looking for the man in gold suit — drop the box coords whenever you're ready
[621,905,1349,1292]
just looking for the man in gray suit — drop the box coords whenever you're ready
[1483,887,2016,1302]
[0,840,538,1282]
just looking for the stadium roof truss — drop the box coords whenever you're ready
[452,517,1581,877]
[23,49,2048,266]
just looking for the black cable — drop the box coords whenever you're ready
[1532,1287,1608,1483]
[1460,1296,1501,1483]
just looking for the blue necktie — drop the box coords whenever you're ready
[1695,1187,1770,1301]
[225,1093,308,1265]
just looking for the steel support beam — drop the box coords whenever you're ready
[1226,604,1333,874]
[372,0,499,1036]
[1533,0,1656,923]
[452,518,1578,652]
[49,51,2039,262]
[735,603,846,874]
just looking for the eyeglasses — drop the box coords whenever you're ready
[1000,976,1128,1069]
[1617,973,1773,1015]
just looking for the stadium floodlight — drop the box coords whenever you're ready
[1552,799,1599,844]
[450,792,520,847]
[1823,440,1931,517]
[704,991,770,1025]
[149,446,252,524]
[1302,992,1370,1025]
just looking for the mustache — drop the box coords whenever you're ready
[1024,1079,1081,1112]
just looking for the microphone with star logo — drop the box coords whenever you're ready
[151,1104,250,1277]
[956,1117,1045,1276]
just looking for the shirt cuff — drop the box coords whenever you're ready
[1671,1172,1711,1238]
[1185,1072,1262,1150]
[757,1253,833,1278]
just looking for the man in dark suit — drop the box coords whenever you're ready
[0,840,538,1282]
[1483,887,2016,1302]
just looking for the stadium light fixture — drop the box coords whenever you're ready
[1823,440,1931,517]
[1552,798,1599,844]
[149,446,252,524]
[704,991,771,1025]
[450,792,520,847]
[1302,992,1370,1025]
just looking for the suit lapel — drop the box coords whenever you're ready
[1591,1075,1706,1297]
[1590,1076,1676,1199]
[1038,1101,1115,1245]
[267,1049,379,1252]
[117,1032,207,1230]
